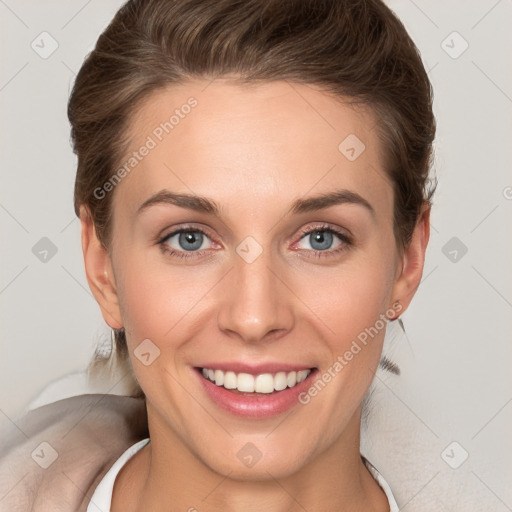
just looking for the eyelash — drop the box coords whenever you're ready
[157,224,353,260]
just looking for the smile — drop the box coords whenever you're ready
[195,365,318,418]
[201,368,311,394]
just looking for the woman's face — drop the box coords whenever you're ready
[87,79,426,479]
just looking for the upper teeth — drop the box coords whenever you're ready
[201,368,311,393]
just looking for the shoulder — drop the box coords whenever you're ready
[0,394,148,512]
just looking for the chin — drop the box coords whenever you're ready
[195,436,318,482]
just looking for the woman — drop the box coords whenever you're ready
[0,0,435,510]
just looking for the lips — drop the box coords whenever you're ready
[194,364,317,418]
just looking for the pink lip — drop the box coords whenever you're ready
[194,362,313,375]
[194,366,317,419]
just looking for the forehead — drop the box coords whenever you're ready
[113,79,392,219]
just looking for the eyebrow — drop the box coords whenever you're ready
[136,188,375,218]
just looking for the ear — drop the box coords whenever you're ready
[390,203,431,317]
[79,205,123,329]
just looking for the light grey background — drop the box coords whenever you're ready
[1,0,511,509]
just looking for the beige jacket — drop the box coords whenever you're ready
[0,394,148,511]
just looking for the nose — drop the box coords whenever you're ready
[216,247,294,345]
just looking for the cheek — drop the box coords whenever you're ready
[114,251,218,344]
[299,247,397,374]
[298,257,396,402]
[312,258,394,333]
[113,255,210,395]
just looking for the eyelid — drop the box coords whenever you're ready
[156,224,218,246]
[293,222,353,244]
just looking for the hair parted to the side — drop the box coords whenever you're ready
[68,0,436,397]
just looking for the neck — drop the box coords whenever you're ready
[112,405,388,512]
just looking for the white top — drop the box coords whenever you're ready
[87,438,150,512]
[87,438,399,512]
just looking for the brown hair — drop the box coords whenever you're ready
[69,0,436,396]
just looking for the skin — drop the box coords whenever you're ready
[80,78,430,511]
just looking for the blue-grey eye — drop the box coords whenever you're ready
[164,230,209,252]
[180,231,203,250]
[297,229,343,251]
[310,230,333,250]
